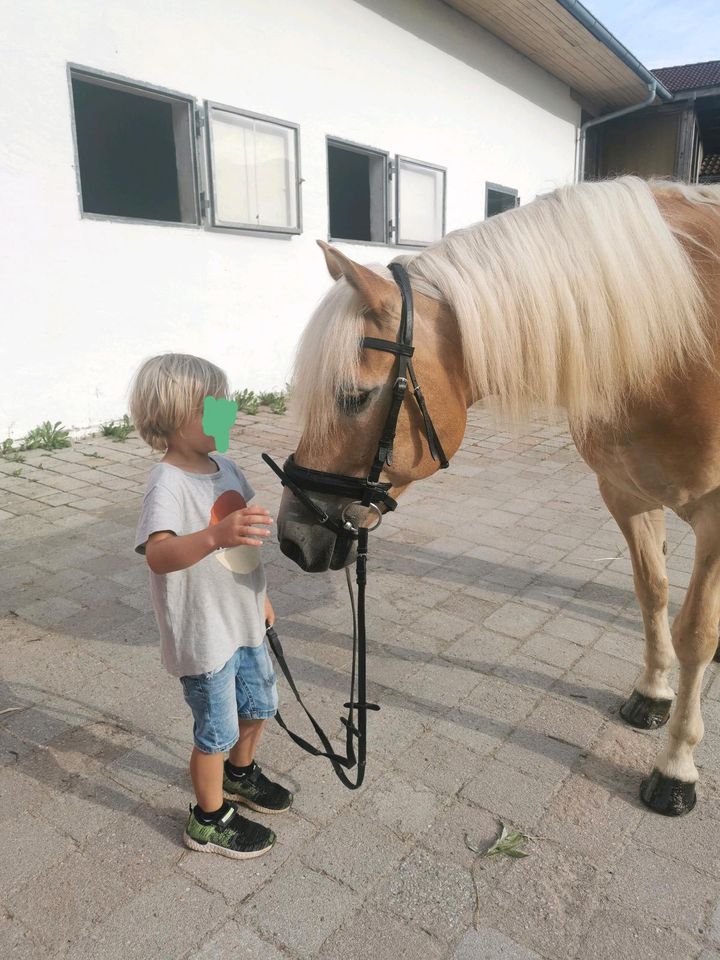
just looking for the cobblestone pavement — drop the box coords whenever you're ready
[2,404,720,960]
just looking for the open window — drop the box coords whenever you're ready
[396,157,446,246]
[205,104,301,234]
[69,67,199,224]
[327,139,388,244]
[485,182,519,218]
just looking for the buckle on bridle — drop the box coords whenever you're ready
[341,500,383,534]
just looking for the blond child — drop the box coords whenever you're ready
[130,353,292,859]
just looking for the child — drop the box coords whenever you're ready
[130,353,292,860]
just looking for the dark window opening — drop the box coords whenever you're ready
[328,142,386,242]
[71,75,196,223]
[486,185,518,218]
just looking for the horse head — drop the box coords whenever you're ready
[276,241,470,572]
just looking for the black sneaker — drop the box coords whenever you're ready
[183,803,276,860]
[223,760,294,814]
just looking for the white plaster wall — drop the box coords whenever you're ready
[0,0,579,438]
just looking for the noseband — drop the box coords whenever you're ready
[262,261,448,537]
[262,262,450,790]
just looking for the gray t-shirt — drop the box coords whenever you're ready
[134,454,267,678]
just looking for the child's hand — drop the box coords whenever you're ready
[211,506,273,548]
[264,594,275,628]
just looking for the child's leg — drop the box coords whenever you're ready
[189,748,225,812]
[223,643,292,814]
[180,656,241,812]
[229,719,266,768]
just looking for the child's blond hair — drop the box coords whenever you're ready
[129,353,229,451]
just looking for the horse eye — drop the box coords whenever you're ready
[338,389,371,416]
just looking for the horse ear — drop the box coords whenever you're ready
[316,240,396,317]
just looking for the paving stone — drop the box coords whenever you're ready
[352,771,448,839]
[575,909,700,960]
[632,805,720,881]
[519,632,584,669]
[63,873,224,960]
[419,799,499,868]
[0,811,76,895]
[372,847,475,941]
[242,862,360,958]
[8,594,84,626]
[394,730,486,795]
[477,841,602,960]
[604,843,719,934]
[482,603,551,640]
[319,908,445,960]
[288,751,375,826]
[460,758,557,829]
[443,630,522,671]
[538,771,644,859]
[300,807,410,892]
[0,915,49,960]
[394,660,482,711]
[543,613,603,646]
[452,928,543,959]
[186,921,288,960]
[492,725,581,786]
[523,694,604,749]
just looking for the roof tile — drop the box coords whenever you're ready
[652,60,720,93]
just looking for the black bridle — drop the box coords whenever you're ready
[262,261,449,789]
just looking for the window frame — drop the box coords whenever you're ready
[326,136,390,247]
[67,63,202,229]
[394,154,447,248]
[204,101,303,236]
[485,181,519,218]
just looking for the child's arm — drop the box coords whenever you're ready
[264,593,275,627]
[145,506,273,574]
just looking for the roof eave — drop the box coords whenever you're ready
[555,0,673,102]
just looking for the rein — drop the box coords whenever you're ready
[262,262,449,789]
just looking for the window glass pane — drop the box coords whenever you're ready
[486,188,517,217]
[209,108,298,230]
[397,160,444,245]
[327,143,386,242]
[71,76,195,223]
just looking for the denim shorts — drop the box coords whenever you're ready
[180,642,278,754]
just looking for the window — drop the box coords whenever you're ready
[206,104,301,233]
[485,183,519,218]
[327,139,388,243]
[69,68,198,224]
[396,157,446,246]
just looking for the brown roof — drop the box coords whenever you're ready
[652,60,720,93]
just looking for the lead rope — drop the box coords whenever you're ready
[265,524,377,789]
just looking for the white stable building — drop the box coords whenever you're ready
[0,0,668,437]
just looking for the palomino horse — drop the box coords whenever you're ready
[276,177,720,816]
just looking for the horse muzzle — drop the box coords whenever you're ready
[277,487,359,572]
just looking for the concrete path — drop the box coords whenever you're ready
[2,405,720,960]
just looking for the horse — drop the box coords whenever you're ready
[275,176,720,816]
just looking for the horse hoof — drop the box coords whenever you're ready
[640,769,697,816]
[619,689,672,729]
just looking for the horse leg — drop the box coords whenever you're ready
[597,477,675,728]
[641,502,720,815]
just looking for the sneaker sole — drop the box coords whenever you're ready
[223,790,293,815]
[182,831,275,859]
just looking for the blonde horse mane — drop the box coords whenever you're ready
[293,177,719,444]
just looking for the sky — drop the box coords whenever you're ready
[586,0,720,68]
